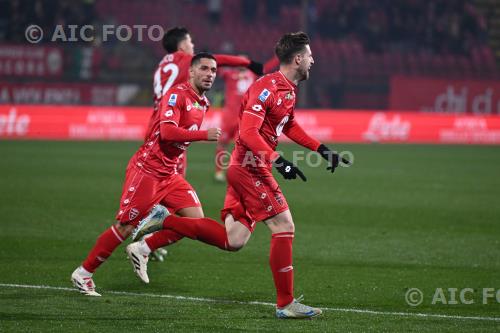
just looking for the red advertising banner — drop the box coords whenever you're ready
[0,83,139,105]
[2,105,500,144]
[0,45,63,77]
[390,75,500,114]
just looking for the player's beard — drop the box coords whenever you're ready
[195,80,213,94]
[298,66,309,81]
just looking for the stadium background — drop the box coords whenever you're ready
[1,0,500,332]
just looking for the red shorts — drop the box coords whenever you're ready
[115,164,201,226]
[220,165,289,232]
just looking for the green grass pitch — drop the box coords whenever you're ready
[1,140,499,332]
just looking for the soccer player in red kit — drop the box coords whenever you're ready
[70,53,221,296]
[155,27,263,177]
[130,32,350,318]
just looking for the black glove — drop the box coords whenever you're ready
[248,61,264,76]
[273,156,307,181]
[317,144,351,173]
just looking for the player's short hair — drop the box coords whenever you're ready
[162,27,190,53]
[190,52,217,66]
[275,32,310,64]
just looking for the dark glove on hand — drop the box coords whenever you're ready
[248,61,264,76]
[317,144,351,173]
[274,156,307,181]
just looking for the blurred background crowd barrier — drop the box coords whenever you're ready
[1,0,499,143]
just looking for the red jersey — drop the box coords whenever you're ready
[132,82,210,177]
[220,68,256,113]
[232,71,299,168]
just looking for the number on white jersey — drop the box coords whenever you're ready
[154,63,180,99]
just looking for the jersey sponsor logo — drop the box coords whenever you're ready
[168,94,178,106]
[164,109,174,117]
[129,208,140,220]
[258,89,270,102]
[193,101,204,111]
[285,91,294,100]
[277,98,282,106]
[252,104,263,112]
[186,104,192,111]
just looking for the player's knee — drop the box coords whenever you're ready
[189,210,204,218]
[177,207,204,218]
[227,236,247,251]
[270,218,295,233]
[114,222,134,239]
[279,220,295,233]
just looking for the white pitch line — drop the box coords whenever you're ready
[1,283,499,322]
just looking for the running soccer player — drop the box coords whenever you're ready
[71,53,221,296]
[129,32,350,319]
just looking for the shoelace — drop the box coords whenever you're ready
[291,295,315,313]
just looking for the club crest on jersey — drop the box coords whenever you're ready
[258,89,270,102]
[168,94,177,106]
[129,208,140,220]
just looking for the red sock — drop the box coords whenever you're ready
[145,230,183,251]
[270,232,294,308]
[82,225,124,273]
[162,215,229,250]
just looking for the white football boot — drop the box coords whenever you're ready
[150,247,168,262]
[214,171,226,182]
[71,267,101,296]
[126,242,150,283]
[275,296,322,319]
